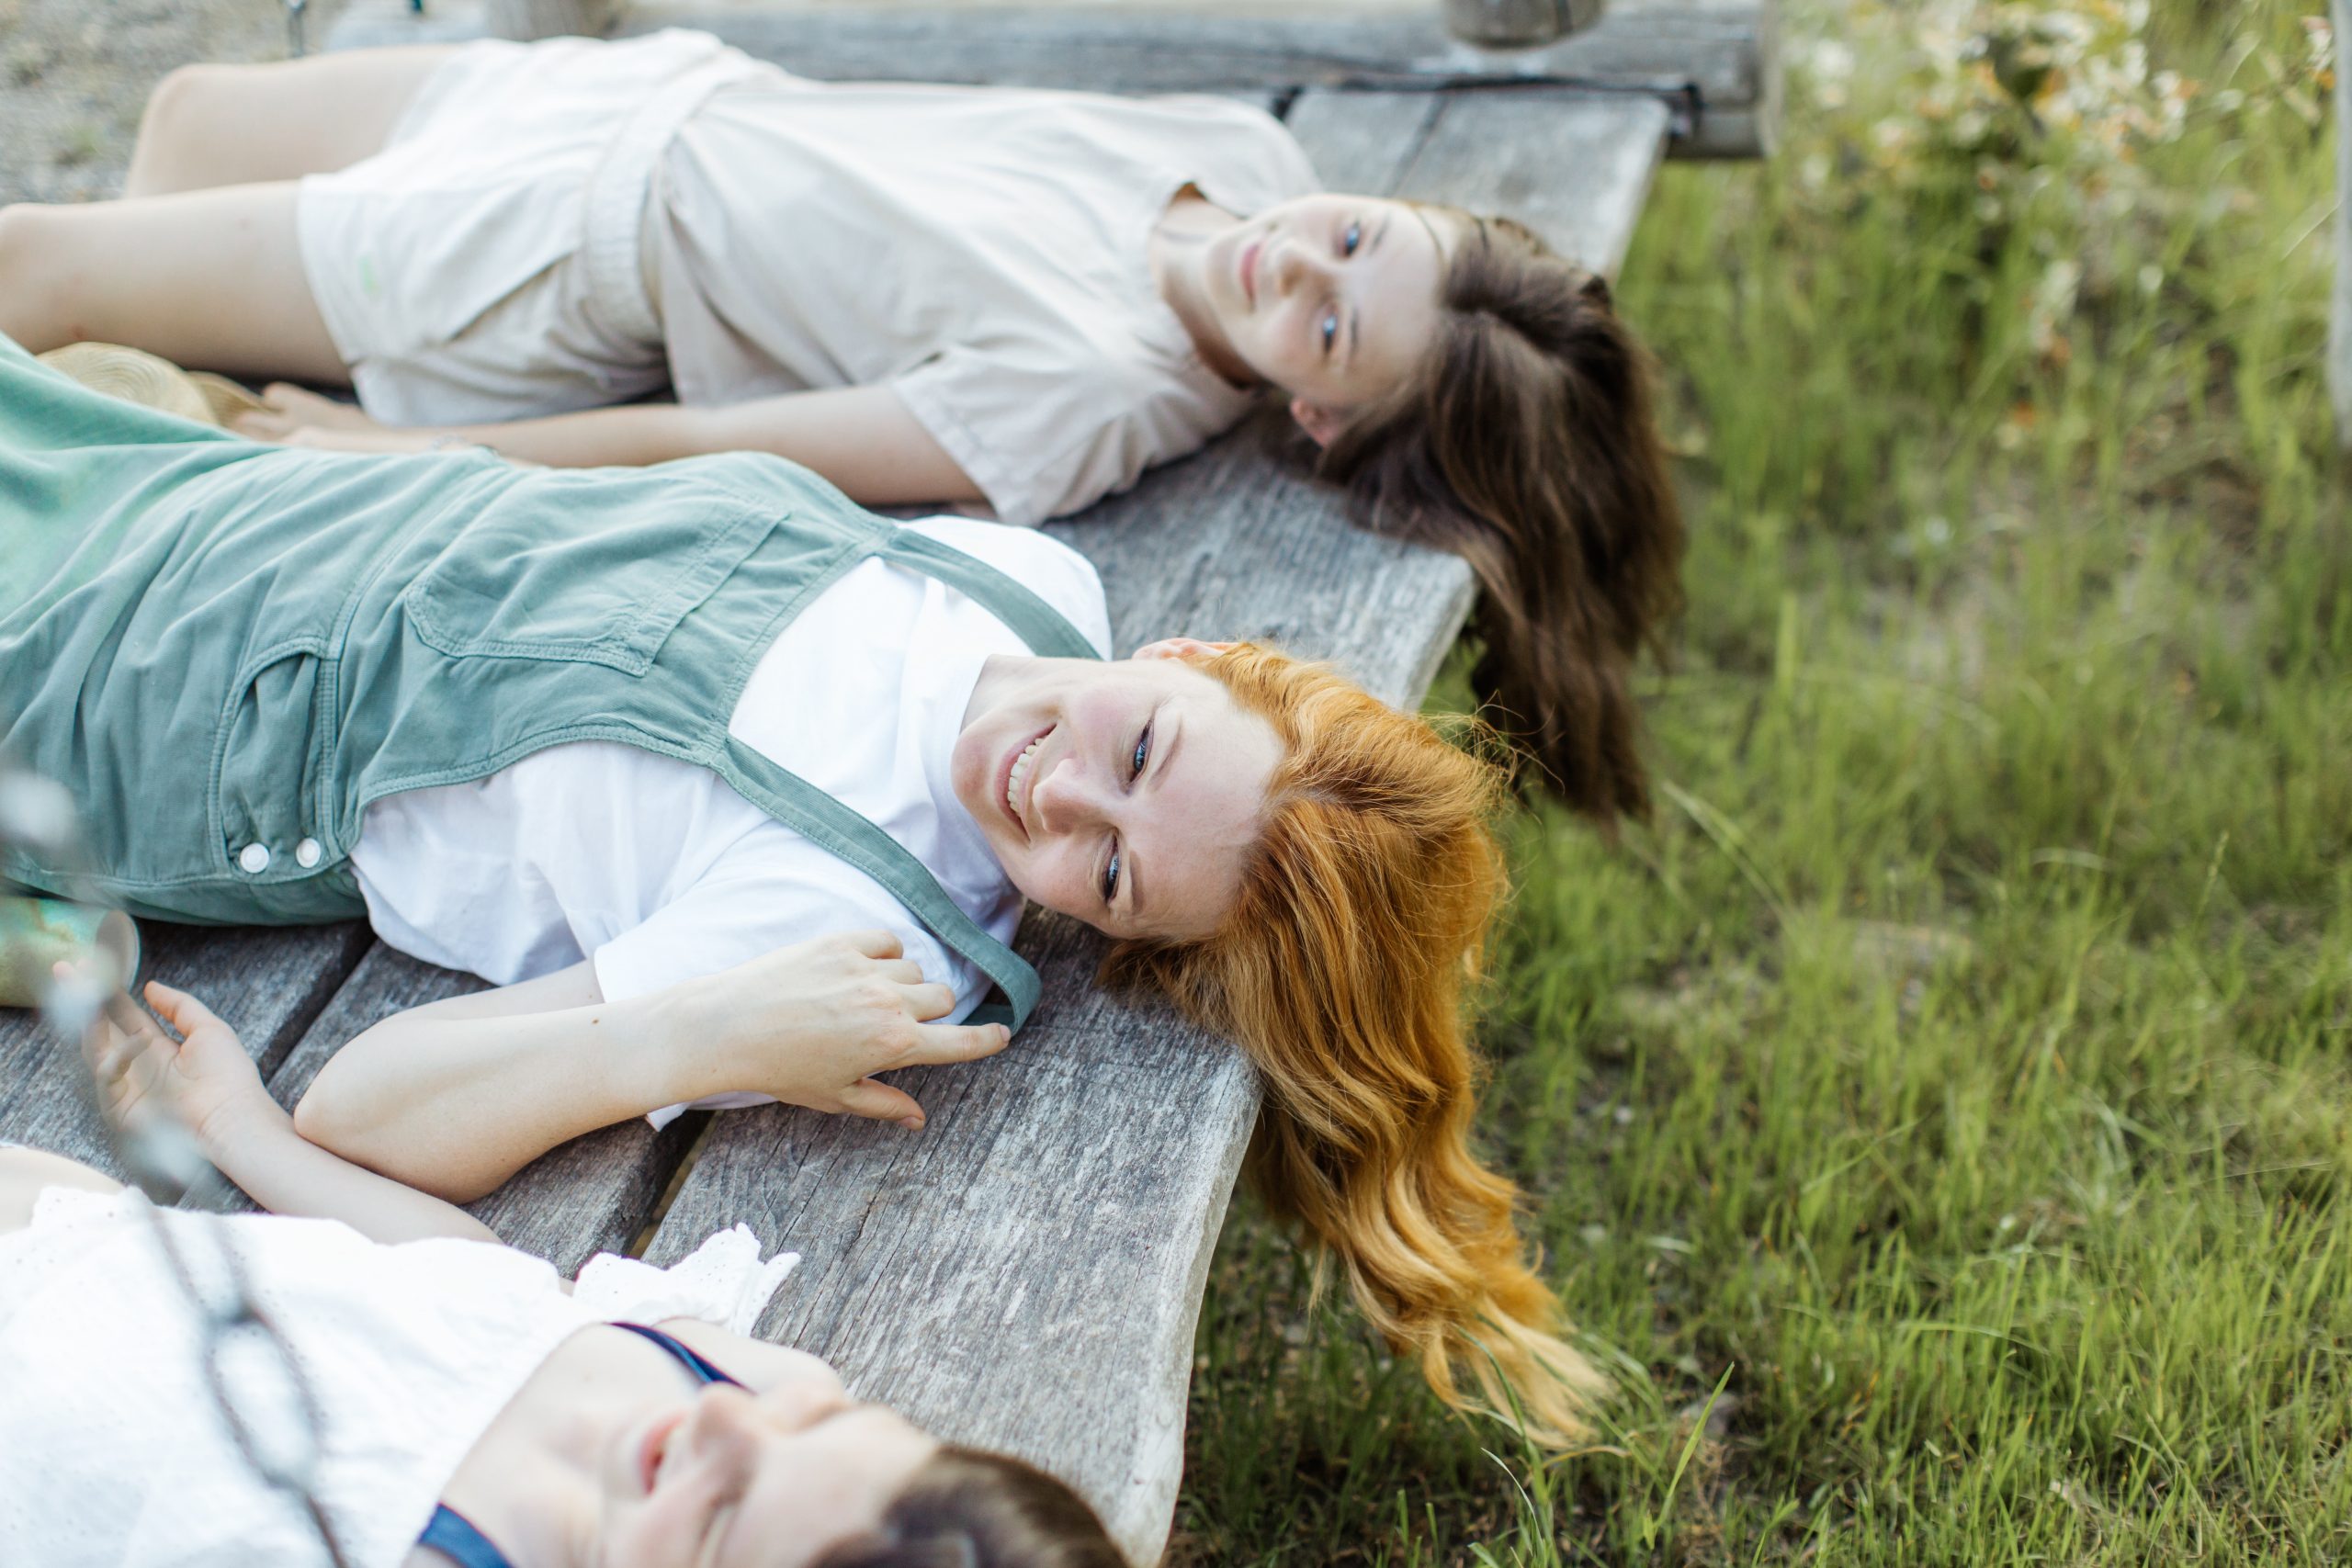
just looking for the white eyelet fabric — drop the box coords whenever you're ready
[0,1188,797,1568]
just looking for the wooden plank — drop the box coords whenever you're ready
[2335,0,2349,448]
[0,921,370,1171]
[649,429,1476,1568]
[246,943,703,1273]
[327,0,1778,158]
[1293,86,1674,277]
[646,85,1675,1567]
[484,0,620,37]
[643,916,1257,1567]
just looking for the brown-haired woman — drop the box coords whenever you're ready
[0,34,1683,819]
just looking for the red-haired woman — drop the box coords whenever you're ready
[2,328,1603,1447]
[0,31,1681,818]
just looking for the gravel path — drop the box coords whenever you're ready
[0,0,349,205]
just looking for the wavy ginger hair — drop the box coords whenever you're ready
[1106,644,1607,1443]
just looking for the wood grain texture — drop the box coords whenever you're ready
[327,0,1775,156]
[0,920,370,1170]
[654,412,1478,1563]
[0,50,1668,1568]
[646,85,1668,1564]
[643,914,1257,1567]
[485,0,620,39]
[245,942,703,1273]
[1286,87,1671,276]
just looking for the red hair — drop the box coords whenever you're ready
[1110,644,1606,1442]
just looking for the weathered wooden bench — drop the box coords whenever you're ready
[0,4,1771,1558]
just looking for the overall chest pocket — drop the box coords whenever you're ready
[403,476,783,674]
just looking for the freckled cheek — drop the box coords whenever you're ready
[1036,852,1088,914]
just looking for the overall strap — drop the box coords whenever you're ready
[716,524,1105,1032]
[716,738,1035,1029]
[878,526,1105,662]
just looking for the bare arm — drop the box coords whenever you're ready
[293,931,1010,1204]
[78,980,501,1247]
[293,962,694,1202]
[238,383,989,509]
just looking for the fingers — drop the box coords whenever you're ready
[231,389,297,440]
[100,983,169,1052]
[839,929,904,961]
[903,1020,1012,1066]
[834,1077,925,1131]
[142,980,228,1041]
[903,980,958,1021]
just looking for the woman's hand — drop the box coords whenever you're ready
[678,931,1012,1131]
[230,382,381,440]
[231,385,446,454]
[73,974,285,1162]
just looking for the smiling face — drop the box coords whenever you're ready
[1193,194,1453,446]
[600,1349,937,1568]
[950,640,1283,943]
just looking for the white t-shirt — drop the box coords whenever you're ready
[348,517,1112,1125]
[653,69,1321,525]
[0,1184,798,1568]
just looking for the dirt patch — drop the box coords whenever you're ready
[0,0,349,205]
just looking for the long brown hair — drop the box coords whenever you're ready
[809,1446,1125,1567]
[1316,209,1684,824]
[1109,644,1608,1445]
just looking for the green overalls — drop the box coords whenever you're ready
[0,333,1098,1027]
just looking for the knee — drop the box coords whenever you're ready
[126,63,248,197]
[0,205,72,349]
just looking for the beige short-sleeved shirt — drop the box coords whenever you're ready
[652,73,1321,525]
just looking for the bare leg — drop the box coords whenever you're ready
[123,47,458,197]
[0,185,347,386]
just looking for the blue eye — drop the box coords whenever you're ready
[1320,310,1340,352]
[1130,722,1152,781]
[1342,220,1362,256]
[1102,845,1121,903]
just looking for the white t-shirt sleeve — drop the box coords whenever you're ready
[591,829,985,1130]
[893,342,1182,527]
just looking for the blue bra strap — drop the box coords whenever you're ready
[417,1324,744,1565]
[609,1320,746,1388]
[417,1506,511,1568]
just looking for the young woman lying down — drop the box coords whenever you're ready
[0,333,1603,1445]
[1,981,1125,1567]
[0,30,1684,818]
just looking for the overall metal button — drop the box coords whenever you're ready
[237,842,271,874]
[295,838,323,869]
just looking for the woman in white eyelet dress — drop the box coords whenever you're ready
[0,976,1123,1568]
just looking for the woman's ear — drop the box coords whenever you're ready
[1288,397,1348,449]
[1132,637,1238,662]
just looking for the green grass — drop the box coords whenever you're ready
[1172,2,2350,1561]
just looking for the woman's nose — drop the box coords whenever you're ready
[1269,238,1324,297]
[1031,755,1104,834]
[683,1385,766,1463]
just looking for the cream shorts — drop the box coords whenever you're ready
[295,29,764,426]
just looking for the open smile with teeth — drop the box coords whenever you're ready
[1005,733,1047,831]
